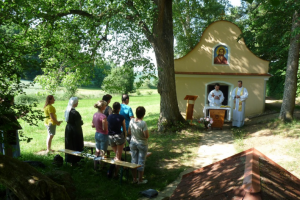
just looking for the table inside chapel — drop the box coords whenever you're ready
[203,106,231,129]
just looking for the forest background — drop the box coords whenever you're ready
[7,0,298,100]
[8,1,300,98]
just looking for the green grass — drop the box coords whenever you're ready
[17,94,161,155]
[1,91,203,199]
[20,79,158,101]
[231,118,300,177]
[231,127,247,152]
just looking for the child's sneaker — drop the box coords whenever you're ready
[138,180,148,184]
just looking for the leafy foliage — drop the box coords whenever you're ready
[14,95,39,105]
[61,69,90,99]
[102,66,135,94]
[240,0,300,98]
[35,66,91,98]
[34,68,62,95]
[244,0,281,6]
[0,2,45,148]
[91,62,112,88]
[1,0,213,131]
[20,47,43,81]
[173,0,231,58]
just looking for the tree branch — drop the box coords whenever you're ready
[91,22,109,58]
[37,8,117,23]
[125,0,154,43]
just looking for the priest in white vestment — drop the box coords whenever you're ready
[231,80,248,127]
[208,83,224,107]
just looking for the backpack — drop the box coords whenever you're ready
[53,154,63,167]
[139,189,158,198]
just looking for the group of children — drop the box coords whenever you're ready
[92,94,149,184]
[43,94,149,184]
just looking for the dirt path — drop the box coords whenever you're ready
[139,127,236,200]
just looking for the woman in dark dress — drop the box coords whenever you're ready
[64,97,84,166]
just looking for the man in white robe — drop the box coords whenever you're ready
[231,80,248,127]
[208,83,224,107]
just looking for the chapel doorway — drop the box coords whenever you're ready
[206,83,229,118]
[206,84,229,105]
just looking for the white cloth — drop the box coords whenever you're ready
[64,97,78,122]
[208,89,224,107]
[231,87,248,127]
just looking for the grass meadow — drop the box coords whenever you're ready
[1,84,203,200]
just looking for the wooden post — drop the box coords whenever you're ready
[184,95,198,125]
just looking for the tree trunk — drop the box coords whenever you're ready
[279,10,300,122]
[0,154,70,200]
[152,0,186,131]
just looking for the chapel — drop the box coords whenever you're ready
[174,20,271,119]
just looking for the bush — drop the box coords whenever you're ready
[139,78,157,89]
[102,66,135,94]
[147,91,153,95]
[136,90,142,96]
[15,94,39,105]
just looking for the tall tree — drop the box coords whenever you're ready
[0,4,45,139]
[240,0,299,98]
[0,2,67,198]
[16,0,187,131]
[242,0,300,120]
[152,1,186,130]
[279,10,300,121]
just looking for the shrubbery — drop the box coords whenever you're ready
[147,91,153,95]
[14,94,40,105]
[136,90,142,96]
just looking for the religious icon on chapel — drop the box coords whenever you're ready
[213,45,229,65]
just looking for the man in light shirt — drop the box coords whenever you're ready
[231,80,248,127]
[208,83,224,107]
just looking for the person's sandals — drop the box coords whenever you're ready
[138,180,148,184]
[114,157,121,161]
[46,149,55,153]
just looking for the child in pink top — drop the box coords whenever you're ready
[92,100,108,157]
[93,112,108,135]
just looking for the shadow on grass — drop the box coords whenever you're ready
[265,102,281,112]
[145,113,159,129]
[231,115,300,152]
